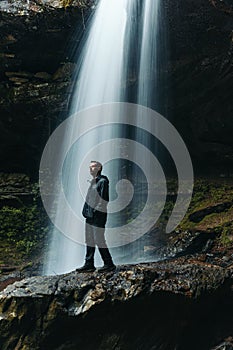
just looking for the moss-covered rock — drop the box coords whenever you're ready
[0,174,48,269]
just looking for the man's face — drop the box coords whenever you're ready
[89,162,101,177]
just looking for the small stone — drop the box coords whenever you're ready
[0,53,15,58]
[222,256,230,261]
[144,245,156,253]
[5,71,33,78]
[34,72,52,81]
[52,63,76,81]
[5,34,17,42]
[8,77,29,85]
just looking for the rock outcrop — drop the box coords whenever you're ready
[0,256,233,350]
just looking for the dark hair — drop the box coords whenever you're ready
[90,160,102,173]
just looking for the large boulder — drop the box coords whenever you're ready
[0,257,233,350]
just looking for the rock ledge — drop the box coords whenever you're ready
[0,257,233,349]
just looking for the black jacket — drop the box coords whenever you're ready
[82,174,109,227]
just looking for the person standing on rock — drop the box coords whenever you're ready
[77,161,116,272]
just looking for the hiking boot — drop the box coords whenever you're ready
[76,264,95,273]
[98,264,116,272]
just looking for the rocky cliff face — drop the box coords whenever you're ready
[0,0,233,176]
[0,0,93,176]
[166,0,233,171]
[0,256,233,350]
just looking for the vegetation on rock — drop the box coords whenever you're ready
[60,0,95,9]
[176,178,233,248]
[0,184,48,269]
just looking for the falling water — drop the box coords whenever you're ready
[43,0,162,275]
[138,0,161,109]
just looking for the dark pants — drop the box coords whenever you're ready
[85,222,114,267]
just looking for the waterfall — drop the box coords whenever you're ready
[43,0,163,275]
[138,0,161,109]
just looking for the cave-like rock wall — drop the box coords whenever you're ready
[0,0,233,177]
[0,1,91,177]
[166,0,233,171]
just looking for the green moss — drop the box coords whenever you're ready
[218,224,232,247]
[176,178,233,232]
[0,185,48,263]
[61,0,73,8]
[0,205,48,255]
[60,0,90,8]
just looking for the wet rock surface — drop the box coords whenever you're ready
[211,339,233,350]
[0,256,233,349]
